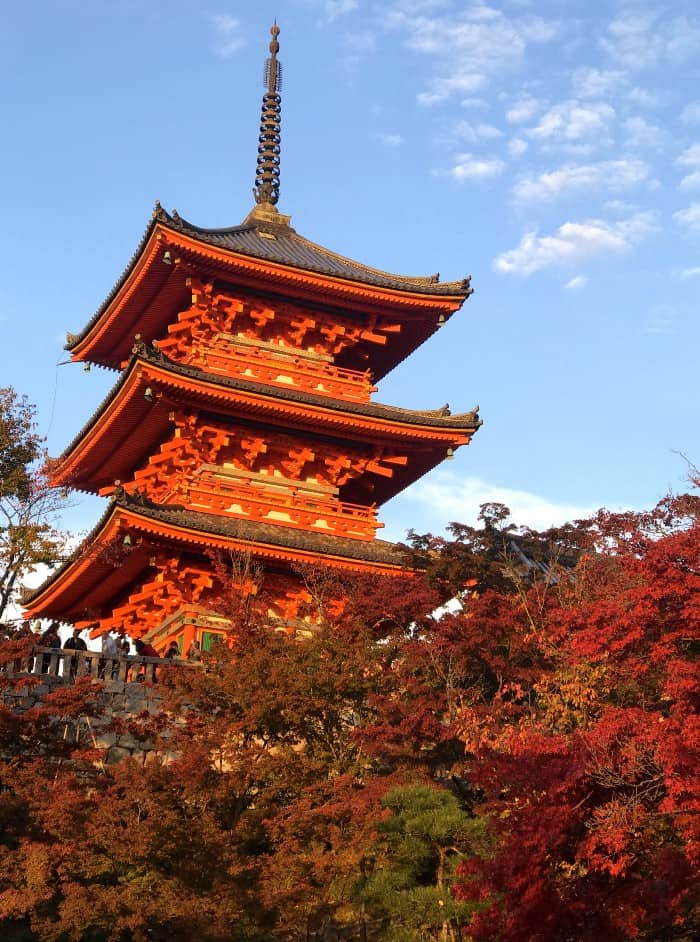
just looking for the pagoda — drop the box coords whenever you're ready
[24,26,480,653]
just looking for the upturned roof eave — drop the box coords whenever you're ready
[22,495,408,615]
[50,349,481,491]
[65,208,472,363]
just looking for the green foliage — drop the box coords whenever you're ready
[357,784,488,941]
[0,496,697,940]
[0,388,69,624]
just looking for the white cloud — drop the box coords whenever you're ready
[601,12,700,70]
[681,101,700,124]
[623,116,665,149]
[395,472,595,532]
[679,266,700,278]
[642,309,675,335]
[451,120,503,143]
[384,6,558,106]
[676,144,700,189]
[604,199,637,214]
[323,0,359,21]
[493,212,656,276]
[673,202,700,230]
[417,74,486,106]
[572,67,625,99]
[677,143,700,166]
[377,133,404,147]
[626,86,658,109]
[512,158,650,204]
[210,14,244,57]
[446,153,505,181]
[506,94,544,124]
[527,100,615,147]
[679,172,700,192]
[565,275,588,290]
[508,137,528,157]
[343,30,377,60]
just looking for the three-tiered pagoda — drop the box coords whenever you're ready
[24,26,481,652]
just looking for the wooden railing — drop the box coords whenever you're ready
[8,647,186,685]
[182,474,381,540]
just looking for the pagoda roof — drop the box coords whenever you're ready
[50,347,480,500]
[154,205,471,296]
[64,208,472,373]
[22,491,407,622]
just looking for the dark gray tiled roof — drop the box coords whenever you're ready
[118,491,406,565]
[55,345,481,465]
[164,206,471,295]
[66,204,472,351]
[23,492,408,605]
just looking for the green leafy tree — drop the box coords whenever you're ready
[0,388,68,624]
[356,784,488,941]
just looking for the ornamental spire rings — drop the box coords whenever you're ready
[253,23,283,207]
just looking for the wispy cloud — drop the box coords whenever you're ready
[508,137,528,157]
[376,132,404,147]
[678,266,700,279]
[676,144,700,190]
[601,11,700,70]
[623,116,665,150]
[493,212,657,276]
[673,202,700,230]
[445,153,506,181]
[565,275,588,290]
[626,86,658,109]
[512,158,651,204]
[681,101,700,124]
[393,471,596,533]
[323,0,359,22]
[572,67,625,99]
[505,94,545,124]
[526,100,615,148]
[210,14,244,57]
[343,30,377,63]
[451,120,503,143]
[642,305,676,335]
[384,5,558,106]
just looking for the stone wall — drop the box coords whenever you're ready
[1,649,186,764]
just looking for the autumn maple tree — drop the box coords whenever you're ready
[0,491,697,940]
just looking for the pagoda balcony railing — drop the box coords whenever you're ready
[7,647,193,685]
[183,343,375,403]
[177,475,381,540]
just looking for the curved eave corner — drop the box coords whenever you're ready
[65,206,474,365]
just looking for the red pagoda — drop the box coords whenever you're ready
[24,26,480,653]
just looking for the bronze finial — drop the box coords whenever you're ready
[253,23,283,207]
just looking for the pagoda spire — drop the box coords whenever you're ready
[253,23,282,208]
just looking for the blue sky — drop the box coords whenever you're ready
[1,0,698,542]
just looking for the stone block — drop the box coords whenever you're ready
[106,746,132,764]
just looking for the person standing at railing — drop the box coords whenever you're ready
[116,631,130,658]
[39,622,61,673]
[63,627,87,677]
[100,630,118,679]
[134,638,160,682]
[164,640,180,659]
[186,639,202,661]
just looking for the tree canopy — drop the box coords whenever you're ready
[0,387,68,626]
[0,489,697,940]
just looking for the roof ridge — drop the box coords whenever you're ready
[286,230,448,287]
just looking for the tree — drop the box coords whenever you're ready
[0,488,696,940]
[0,388,67,625]
[356,783,488,941]
[449,494,700,941]
[402,501,588,599]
